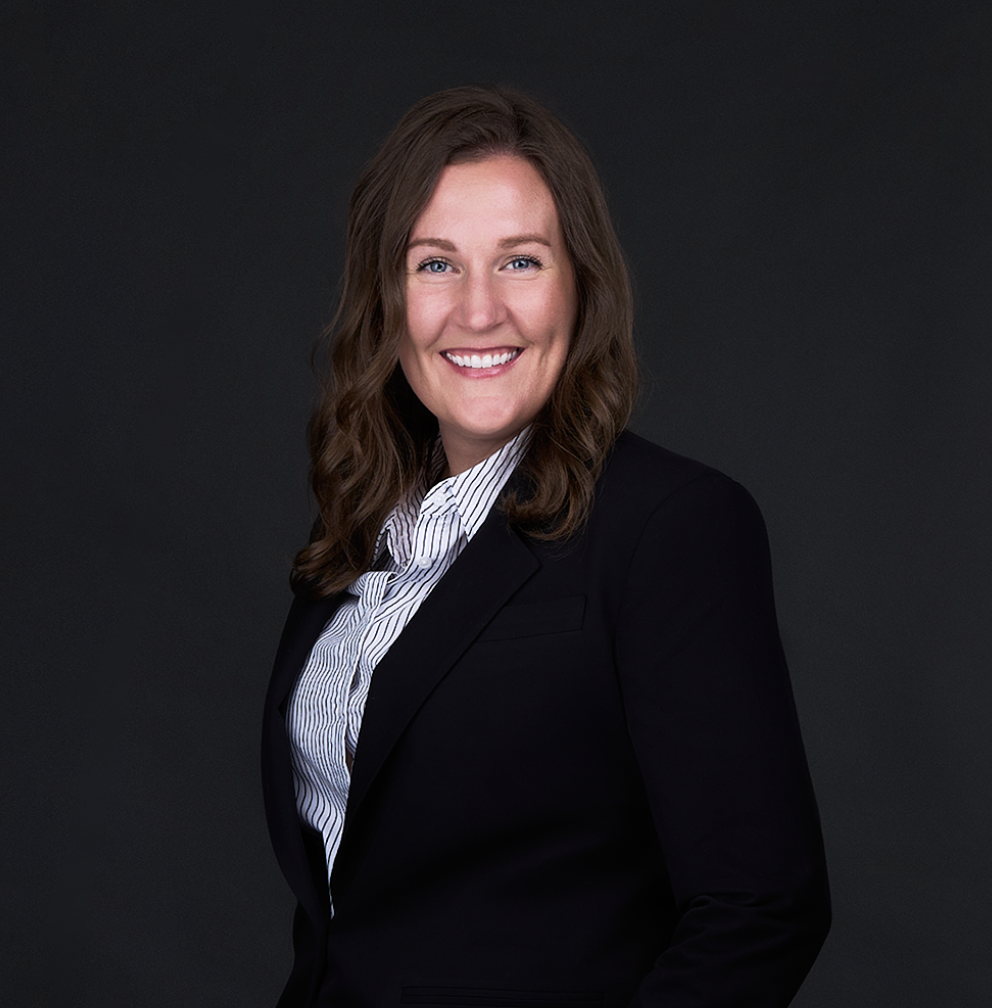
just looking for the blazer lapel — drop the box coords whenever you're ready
[269,593,345,710]
[262,591,345,924]
[343,509,538,830]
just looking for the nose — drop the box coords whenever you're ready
[457,271,506,333]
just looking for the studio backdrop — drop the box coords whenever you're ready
[2,3,989,1006]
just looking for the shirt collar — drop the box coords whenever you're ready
[378,426,531,564]
[443,426,531,540]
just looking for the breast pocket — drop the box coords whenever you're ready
[401,988,603,1007]
[474,595,586,643]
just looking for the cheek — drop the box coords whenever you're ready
[397,339,433,415]
[397,319,425,382]
[544,302,575,358]
[534,276,576,345]
[404,288,445,349]
[397,336,415,375]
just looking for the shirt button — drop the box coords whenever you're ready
[416,556,432,570]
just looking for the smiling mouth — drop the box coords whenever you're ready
[442,349,521,370]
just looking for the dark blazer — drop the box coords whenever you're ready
[262,432,830,1008]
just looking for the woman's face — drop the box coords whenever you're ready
[400,155,577,475]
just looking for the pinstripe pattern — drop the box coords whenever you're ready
[286,428,530,902]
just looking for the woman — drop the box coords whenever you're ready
[262,85,830,1008]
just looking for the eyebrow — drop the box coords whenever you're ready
[406,233,552,252]
[407,237,456,252]
[499,233,552,249]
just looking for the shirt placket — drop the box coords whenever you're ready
[345,570,394,763]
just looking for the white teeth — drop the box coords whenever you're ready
[444,349,520,369]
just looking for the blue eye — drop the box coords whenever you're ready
[417,258,451,274]
[508,255,541,271]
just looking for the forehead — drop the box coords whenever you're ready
[411,156,561,238]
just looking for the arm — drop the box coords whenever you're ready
[615,473,830,1007]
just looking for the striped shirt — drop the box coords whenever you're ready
[286,429,530,898]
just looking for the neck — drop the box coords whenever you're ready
[440,433,515,477]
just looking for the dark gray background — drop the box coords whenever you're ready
[3,2,989,1005]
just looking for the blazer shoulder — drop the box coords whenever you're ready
[607,430,724,496]
[596,430,762,531]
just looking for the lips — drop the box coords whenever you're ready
[442,349,521,370]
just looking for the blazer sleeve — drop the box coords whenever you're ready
[614,472,830,1007]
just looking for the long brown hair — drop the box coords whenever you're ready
[292,85,637,599]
